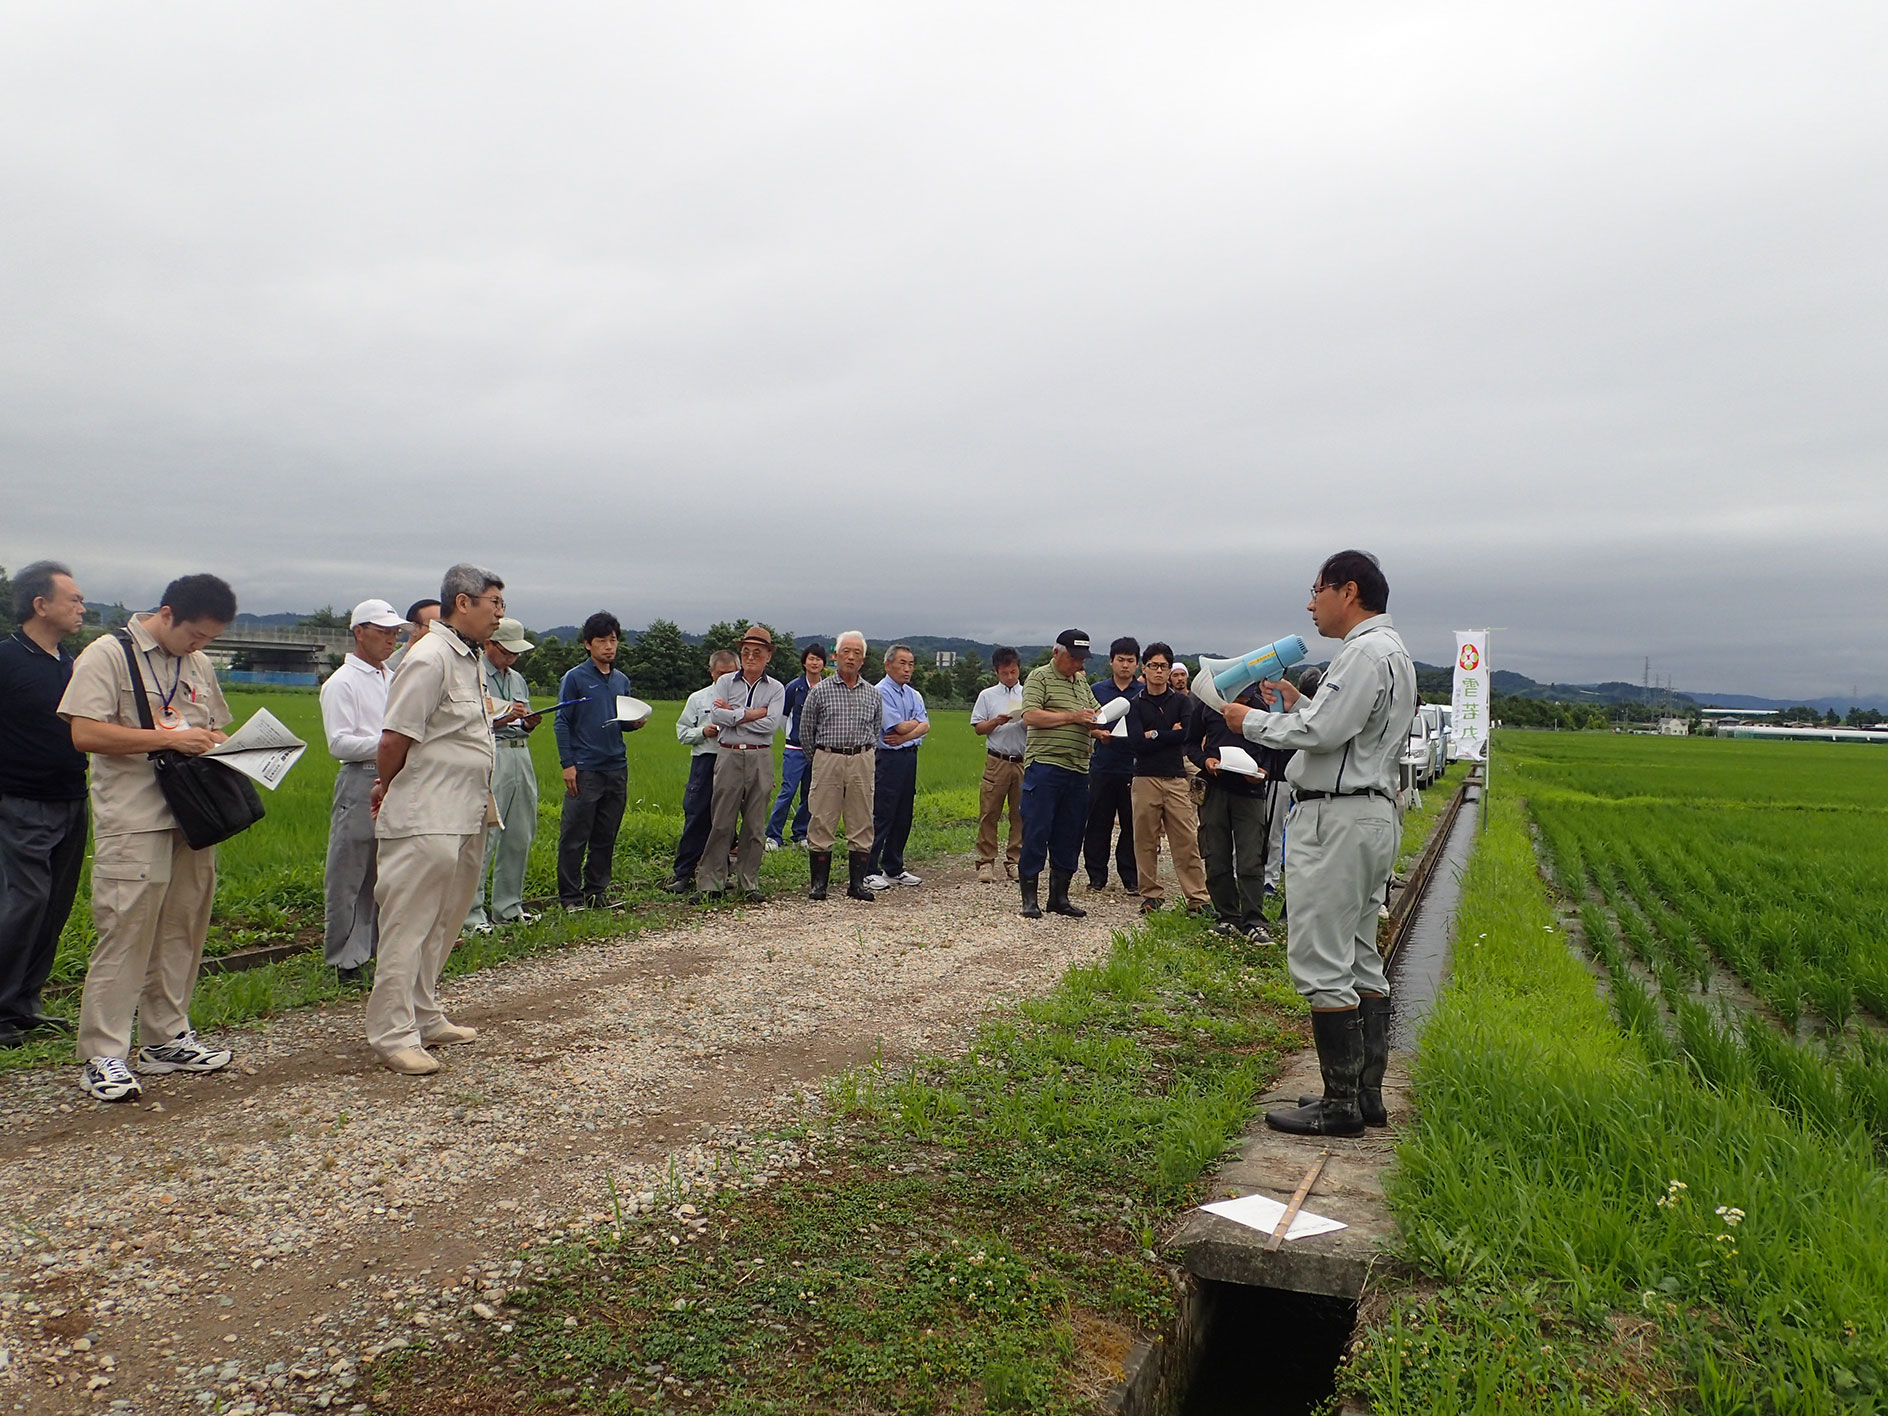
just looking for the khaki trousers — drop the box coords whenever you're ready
[366,831,483,1055]
[975,755,1024,869]
[807,749,875,855]
[1131,776,1210,907]
[77,829,217,1060]
[700,749,774,893]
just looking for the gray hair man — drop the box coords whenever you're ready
[462,618,543,934]
[318,598,407,984]
[693,625,785,902]
[798,631,880,901]
[1223,551,1415,1138]
[0,561,90,1048]
[366,564,503,1076]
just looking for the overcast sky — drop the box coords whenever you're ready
[4,4,1884,697]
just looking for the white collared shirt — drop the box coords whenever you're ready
[972,681,1028,757]
[319,652,393,763]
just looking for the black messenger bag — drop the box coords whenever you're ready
[117,631,265,850]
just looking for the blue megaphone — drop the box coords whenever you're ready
[1193,636,1310,713]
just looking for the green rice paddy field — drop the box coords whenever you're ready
[1345,731,1888,1415]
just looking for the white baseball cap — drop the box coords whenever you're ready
[350,598,407,629]
[492,618,535,653]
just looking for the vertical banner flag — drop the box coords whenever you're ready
[1450,631,1490,761]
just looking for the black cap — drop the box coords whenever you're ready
[1055,629,1092,660]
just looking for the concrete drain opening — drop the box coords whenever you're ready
[1179,1280,1357,1415]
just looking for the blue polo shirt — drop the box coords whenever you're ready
[1090,676,1144,775]
[553,659,634,772]
[876,676,928,751]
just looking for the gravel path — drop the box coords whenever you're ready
[0,857,1143,1414]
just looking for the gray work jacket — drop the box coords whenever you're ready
[1238,615,1416,798]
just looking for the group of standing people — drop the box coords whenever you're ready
[3,547,1415,1144]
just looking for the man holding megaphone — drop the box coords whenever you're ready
[1218,550,1417,1139]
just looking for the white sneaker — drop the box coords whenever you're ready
[80,1057,142,1103]
[136,1030,233,1074]
[764,839,781,853]
[893,871,922,888]
[464,921,494,937]
[862,873,892,892]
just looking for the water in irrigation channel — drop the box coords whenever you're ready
[1388,777,1482,1051]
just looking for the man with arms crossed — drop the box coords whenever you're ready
[863,645,929,892]
[667,649,738,894]
[969,646,1027,884]
[462,618,543,933]
[695,626,786,902]
[319,598,406,985]
[0,561,89,1047]
[1126,643,1211,914]
[367,564,503,1077]
[799,631,880,902]
[1017,630,1102,919]
[766,644,826,851]
[1224,551,1415,1138]
[59,574,239,1102]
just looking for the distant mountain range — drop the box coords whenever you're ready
[240,613,1886,712]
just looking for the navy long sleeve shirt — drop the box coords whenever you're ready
[553,659,634,771]
[1089,676,1144,776]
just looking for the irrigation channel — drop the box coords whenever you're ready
[1117,768,1485,1416]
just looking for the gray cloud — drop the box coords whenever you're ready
[3,3,1884,697]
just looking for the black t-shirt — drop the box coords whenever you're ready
[0,632,88,800]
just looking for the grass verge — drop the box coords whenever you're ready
[1340,790,1888,1414]
[370,911,1302,1414]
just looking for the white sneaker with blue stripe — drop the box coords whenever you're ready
[137,1030,234,1075]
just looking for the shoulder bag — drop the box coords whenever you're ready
[117,631,265,850]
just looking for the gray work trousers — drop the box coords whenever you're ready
[0,796,88,1026]
[1284,794,1399,1010]
[699,749,772,893]
[465,744,541,928]
[323,762,379,969]
[1196,782,1270,929]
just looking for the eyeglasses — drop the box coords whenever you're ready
[472,594,507,612]
[1309,583,1335,598]
[1145,662,1171,672]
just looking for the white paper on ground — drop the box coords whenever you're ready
[1199,1192,1347,1242]
[615,695,653,724]
[1216,744,1261,776]
[203,707,307,790]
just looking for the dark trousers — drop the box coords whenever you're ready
[1083,771,1137,887]
[1197,782,1272,928]
[1019,763,1088,879]
[0,796,88,1026]
[766,747,812,845]
[558,768,627,904]
[866,748,919,877]
[672,754,718,882]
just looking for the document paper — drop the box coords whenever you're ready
[1199,1192,1347,1242]
[203,707,307,790]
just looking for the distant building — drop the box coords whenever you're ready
[1657,717,1690,736]
[934,650,957,669]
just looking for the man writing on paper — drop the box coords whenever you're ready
[553,611,645,911]
[366,563,503,1077]
[1223,551,1415,1138]
[0,561,90,1048]
[58,574,238,1102]
[319,598,405,986]
[694,626,785,903]
[969,646,1027,884]
[462,618,543,934]
[667,649,738,895]
[1017,630,1102,920]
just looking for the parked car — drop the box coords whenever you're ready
[1421,704,1449,782]
[1404,708,1439,789]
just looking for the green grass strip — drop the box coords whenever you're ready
[1341,791,1888,1415]
[372,912,1303,1414]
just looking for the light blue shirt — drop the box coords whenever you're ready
[675,684,721,759]
[876,676,928,751]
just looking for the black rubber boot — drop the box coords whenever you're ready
[1047,868,1087,918]
[807,851,832,901]
[1267,1009,1365,1137]
[1020,876,1042,919]
[1299,994,1390,1125]
[846,851,876,902]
